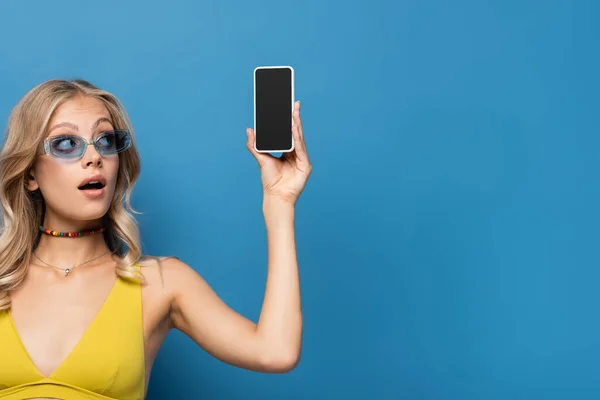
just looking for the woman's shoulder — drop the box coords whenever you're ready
[135,255,199,294]
[137,254,180,269]
[136,255,189,277]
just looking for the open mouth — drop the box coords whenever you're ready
[78,181,106,190]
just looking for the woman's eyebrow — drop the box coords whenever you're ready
[47,117,114,134]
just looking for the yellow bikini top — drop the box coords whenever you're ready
[0,274,145,399]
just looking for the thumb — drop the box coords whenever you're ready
[246,128,274,166]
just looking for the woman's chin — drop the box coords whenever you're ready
[53,205,112,225]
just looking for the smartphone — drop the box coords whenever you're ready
[253,66,295,153]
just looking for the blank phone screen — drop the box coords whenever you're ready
[255,67,293,152]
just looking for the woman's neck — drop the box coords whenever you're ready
[34,221,112,269]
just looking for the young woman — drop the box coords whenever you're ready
[0,79,311,400]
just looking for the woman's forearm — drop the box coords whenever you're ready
[254,195,302,368]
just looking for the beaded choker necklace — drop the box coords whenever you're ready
[39,225,106,237]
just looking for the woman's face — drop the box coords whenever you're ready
[28,95,120,228]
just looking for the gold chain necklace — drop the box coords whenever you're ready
[32,250,112,277]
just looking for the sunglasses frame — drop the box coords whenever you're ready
[39,129,132,160]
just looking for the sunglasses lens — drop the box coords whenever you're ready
[49,136,85,159]
[96,130,131,155]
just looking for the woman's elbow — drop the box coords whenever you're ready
[259,348,301,373]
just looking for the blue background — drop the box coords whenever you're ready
[1,0,599,399]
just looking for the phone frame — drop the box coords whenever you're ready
[253,65,295,153]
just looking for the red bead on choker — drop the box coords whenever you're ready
[39,226,106,237]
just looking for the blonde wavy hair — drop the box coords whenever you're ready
[0,79,146,310]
